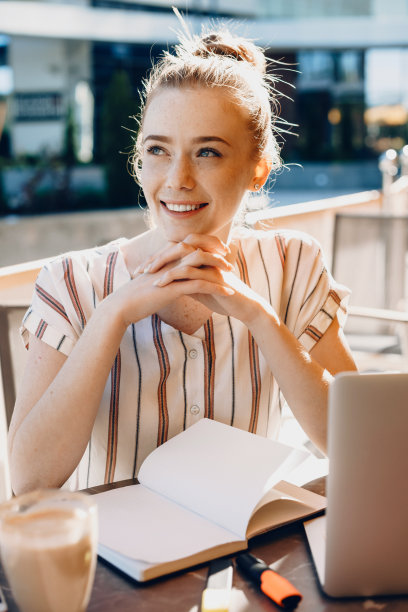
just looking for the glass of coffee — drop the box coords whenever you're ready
[0,489,98,612]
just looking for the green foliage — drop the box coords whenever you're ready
[63,105,77,166]
[0,169,7,215]
[101,70,140,208]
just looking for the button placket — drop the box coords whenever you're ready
[185,341,202,424]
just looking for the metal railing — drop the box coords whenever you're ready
[379,146,408,210]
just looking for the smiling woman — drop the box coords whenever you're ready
[138,86,264,243]
[8,23,356,495]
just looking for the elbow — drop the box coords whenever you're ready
[10,466,65,497]
[8,442,64,496]
[7,434,31,495]
[10,465,40,497]
[307,428,328,459]
[9,453,44,496]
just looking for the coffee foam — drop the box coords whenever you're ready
[2,508,87,548]
[1,507,96,612]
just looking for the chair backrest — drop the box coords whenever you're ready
[332,212,408,334]
[0,302,29,501]
[0,303,29,429]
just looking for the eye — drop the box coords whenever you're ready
[198,148,221,158]
[146,145,166,156]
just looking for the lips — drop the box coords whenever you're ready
[160,201,208,212]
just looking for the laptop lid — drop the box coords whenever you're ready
[305,371,408,598]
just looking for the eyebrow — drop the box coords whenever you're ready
[143,135,231,147]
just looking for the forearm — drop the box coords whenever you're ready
[245,302,332,453]
[9,296,128,493]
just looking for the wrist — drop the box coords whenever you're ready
[243,298,280,333]
[94,292,129,337]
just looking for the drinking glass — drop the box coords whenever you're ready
[0,489,98,612]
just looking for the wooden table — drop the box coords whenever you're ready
[1,478,407,611]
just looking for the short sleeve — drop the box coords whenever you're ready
[21,262,80,357]
[280,232,350,352]
[20,241,128,357]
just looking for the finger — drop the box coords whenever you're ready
[139,241,198,275]
[133,244,176,275]
[182,248,234,272]
[134,234,232,276]
[170,279,235,297]
[140,241,232,275]
[154,265,226,288]
[182,234,231,255]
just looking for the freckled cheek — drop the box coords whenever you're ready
[140,162,162,195]
[219,174,249,203]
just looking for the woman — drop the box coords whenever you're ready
[8,28,356,494]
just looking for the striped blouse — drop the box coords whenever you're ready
[21,227,349,489]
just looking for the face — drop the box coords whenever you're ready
[140,86,265,243]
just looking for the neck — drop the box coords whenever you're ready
[151,221,235,247]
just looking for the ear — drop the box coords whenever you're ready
[248,157,273,192]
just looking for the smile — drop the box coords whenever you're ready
[161,201,208,212]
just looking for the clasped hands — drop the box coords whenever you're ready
[129,233,264,324]
[135,233,233,289]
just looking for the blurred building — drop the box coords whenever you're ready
[0,0,407,164]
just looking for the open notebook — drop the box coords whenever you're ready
[304,371,408,598]
[94,419,326,581]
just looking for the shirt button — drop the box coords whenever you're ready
[189,349,198,359]
[190,405,200,415]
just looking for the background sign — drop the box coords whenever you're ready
[13,92,64,121]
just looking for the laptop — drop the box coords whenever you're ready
[304,371,408,598]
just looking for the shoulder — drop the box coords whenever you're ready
[235,227,323,258]
[41,238,128,278]
[31,239,129,333]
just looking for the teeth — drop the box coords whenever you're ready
[165,203,202,212]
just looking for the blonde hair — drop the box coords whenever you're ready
[132,26,285,184]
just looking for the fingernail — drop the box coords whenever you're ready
[143,264,152,274]
[153,278,164,287]
[225,288,235,295]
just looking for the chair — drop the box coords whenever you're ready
[0,303,29,428]
[0,302,29,501]
[332,212,408,371]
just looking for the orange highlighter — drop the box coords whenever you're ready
[236,552,302,609]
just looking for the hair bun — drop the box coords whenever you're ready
[191,31,266,75]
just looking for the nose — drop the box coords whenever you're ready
[166,155,195,190]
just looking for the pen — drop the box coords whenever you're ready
[201,558,233,612]
[236,552,302,609]
[0,584,7,612]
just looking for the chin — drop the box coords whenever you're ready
[162,226,193,243]
[159,217,233,243]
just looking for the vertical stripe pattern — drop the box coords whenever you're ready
[237,243,261,433]
[257,240,272,305]
[20,232,351,488]
[152,314,170,446]
[35,319,47,340]
[202,318,215,419]
[178,332,189,430]
[227,317,235,426]
[131,323,142,477]
[284,241,303,324]
[63,258,87,329]
[104,350,121,483]
[103,251,121,484]
[275,233,287,268]
[301,268,325,311]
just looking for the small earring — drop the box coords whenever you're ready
[254,183,260,190]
